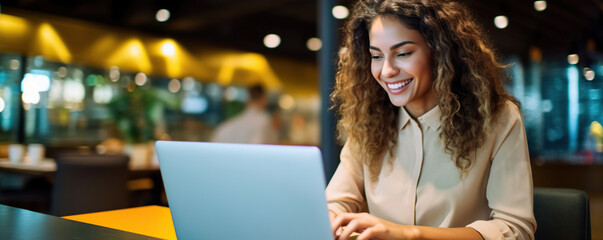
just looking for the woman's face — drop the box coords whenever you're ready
[369,15,436,117]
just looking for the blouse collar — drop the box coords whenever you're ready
[399,105,441,131]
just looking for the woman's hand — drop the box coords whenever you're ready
[330,212,417,240]
[330,212,484,240]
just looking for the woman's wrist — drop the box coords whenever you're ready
[386,220,421,240]
[396,226,483,240]
[406,226,422,240]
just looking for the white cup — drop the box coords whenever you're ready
[28,144,45,164]
[8,144,25,163]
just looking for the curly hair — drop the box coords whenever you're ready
[331,0,518,181]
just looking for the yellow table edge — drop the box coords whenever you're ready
[63,205,176,240]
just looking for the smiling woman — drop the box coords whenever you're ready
[327,0,535,239]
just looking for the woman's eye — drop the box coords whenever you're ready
[371,55,383,60]
[396,52,412,57]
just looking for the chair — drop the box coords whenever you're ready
[533,187,592,240]
[50,154,130,216]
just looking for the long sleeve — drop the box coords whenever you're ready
[325,142,368,214]
[467,103,537,240]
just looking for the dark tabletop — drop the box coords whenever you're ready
[0,204,163,240]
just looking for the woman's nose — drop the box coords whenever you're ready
[382,58,399,78]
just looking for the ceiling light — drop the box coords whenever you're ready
[332,5,349,19]
[161,41,176,57]
[306,38,322,51]
[534,1,547,12]
[156,9,170,22]
[263,34,281,48]
[494,15,509,29]
[567,54,579,65]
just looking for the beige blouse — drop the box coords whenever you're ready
[326,101,537,240]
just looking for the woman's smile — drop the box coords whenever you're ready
[385,78,413,93]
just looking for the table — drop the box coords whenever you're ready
[0,159,56,175]
[0,204,162,240]
[64,205,177,240]
[0,158,161,174]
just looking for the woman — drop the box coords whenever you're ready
[326,0,537,239]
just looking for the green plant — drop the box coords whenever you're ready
[107,86,179,144]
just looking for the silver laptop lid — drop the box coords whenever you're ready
[156,141,332,240]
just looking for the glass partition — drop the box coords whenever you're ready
[3,53,602,163]
[507,56,603,163]
[0,53,23,143]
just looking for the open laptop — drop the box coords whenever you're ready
[155,141,333,240]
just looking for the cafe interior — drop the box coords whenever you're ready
[0,0,601,239]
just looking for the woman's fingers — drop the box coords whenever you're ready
[332,213,383,240]
[331,213,348,238]
[338,219,361,240]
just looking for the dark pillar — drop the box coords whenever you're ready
[318,0,340,183]
[17,56,26,144]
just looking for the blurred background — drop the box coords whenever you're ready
[0,0,601,237]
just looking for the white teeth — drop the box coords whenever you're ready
[387,79,413,89]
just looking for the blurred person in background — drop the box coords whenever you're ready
[211,84,279,144]
[326,0,536,239]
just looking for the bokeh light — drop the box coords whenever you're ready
[156,9,171,22]
[306,38,322,51]
[278,94,296,111]
[168,78,181,93]
[584,67,595,81]
[332,5,349,19]
[109,66,120,82]
[135,72,147,86]
[161,41,176,57]
[567,54,579,65]
[22,91,40,104]
[534,1,547,11]
[182,77,196,91]
[58,66,67,78]
[263,34,281,48]
[9,59,20,70]
[494,15,509,29]
[0,98,5,112]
